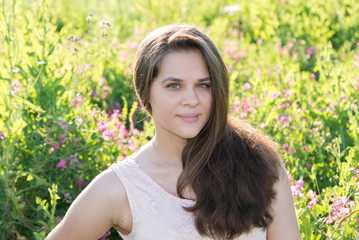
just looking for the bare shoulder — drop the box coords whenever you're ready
[267,162,302,240]
[92,167,127,198]
[46,166,131,239]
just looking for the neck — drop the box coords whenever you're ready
[152,135,185,167]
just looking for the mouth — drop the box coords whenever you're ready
[177,114,199,122]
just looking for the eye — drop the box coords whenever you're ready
[198,83,211,88]
[167,83,181,89]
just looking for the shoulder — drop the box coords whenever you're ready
[46,166,130,239]
[267,163,301,239]
[89,166,127,202]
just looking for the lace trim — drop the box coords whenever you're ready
[110,157,267,240]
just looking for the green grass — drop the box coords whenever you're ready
[1,0,359,239]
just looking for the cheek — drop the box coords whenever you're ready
[202,92,213,110]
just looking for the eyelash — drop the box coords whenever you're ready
[166,83,211,89]
[167,83,180,89]
[198,83,211,88]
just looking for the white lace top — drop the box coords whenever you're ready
[110,156,266,240]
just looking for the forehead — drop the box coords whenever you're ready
[156,50,209,79]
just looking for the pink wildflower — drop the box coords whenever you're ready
[310,73,316,79]
[76,116,83,126]
[110,109,121,121]
[56,159,67,169]
[76,178,84,187]
[291,50,298,58]
[128,136,137,151]
[259,122,266,128]
[56,216,62,224]
[329,102,335,110]
[303,146,308,151]
[255,69,261,77]
[0,132,4,140]
[291,180,304,198]
[353,169,359,178]
[96,121,108,131]
[103,86,110,92]
[117,123,129,139]
[308,199,318,209]
[326,218,334,224]
[92,90,99,98]
[270,91,281,100]
[102,130,114,141]
[85,63,91,71]
[283,88,291,98]
[287,173,293,181]
[128,41,138,50]
[77,65,84,74]
[283,144,291,152]
[58,121,69,129]
[295,180,303,188]
[280,104,287,109]
[242,83,251,91]
[308,99,313,107]
[288,78,294,86]
[89,109,98,119]
[307,190,318,199]
[100,231,111,240]
[313,121,321,126]
[99,77,106,86]
[227,64,232,73]
[239,112,247,120]
[59,135,64,143]
[72,95,84,107]
[306,47,315,56]
[11,80,23,93]
[331,211,341,220]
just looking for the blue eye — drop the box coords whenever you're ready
[198,83,211,88]
[167,83,180,89]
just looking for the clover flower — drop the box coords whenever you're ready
[56,159,67,169]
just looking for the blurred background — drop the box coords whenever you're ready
[1,0,359,239]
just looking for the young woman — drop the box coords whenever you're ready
[46,25,301,240]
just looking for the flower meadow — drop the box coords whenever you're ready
[1,0,359,239]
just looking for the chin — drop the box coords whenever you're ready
[176,129,203,140]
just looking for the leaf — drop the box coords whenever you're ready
[4,35,11,43]
[299,212,312,240]
[0,79,10,111]
[47,39,59,56]
[11,117,27,136]
[13,96,44,112]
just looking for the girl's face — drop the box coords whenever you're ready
[149,50,212,142]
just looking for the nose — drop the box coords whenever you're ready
[181,88,199,107]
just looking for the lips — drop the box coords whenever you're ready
[177,114,199,122]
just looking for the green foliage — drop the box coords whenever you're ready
[0,0,359,239]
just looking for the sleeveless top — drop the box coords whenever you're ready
[109,156,267,240]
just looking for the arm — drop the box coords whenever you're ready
[267,165,301,240]
[46,169,129,240]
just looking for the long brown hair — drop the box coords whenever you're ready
[133,24,281,239]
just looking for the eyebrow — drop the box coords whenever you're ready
[161,77,211,83]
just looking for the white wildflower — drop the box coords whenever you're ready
[222,5,240,16]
